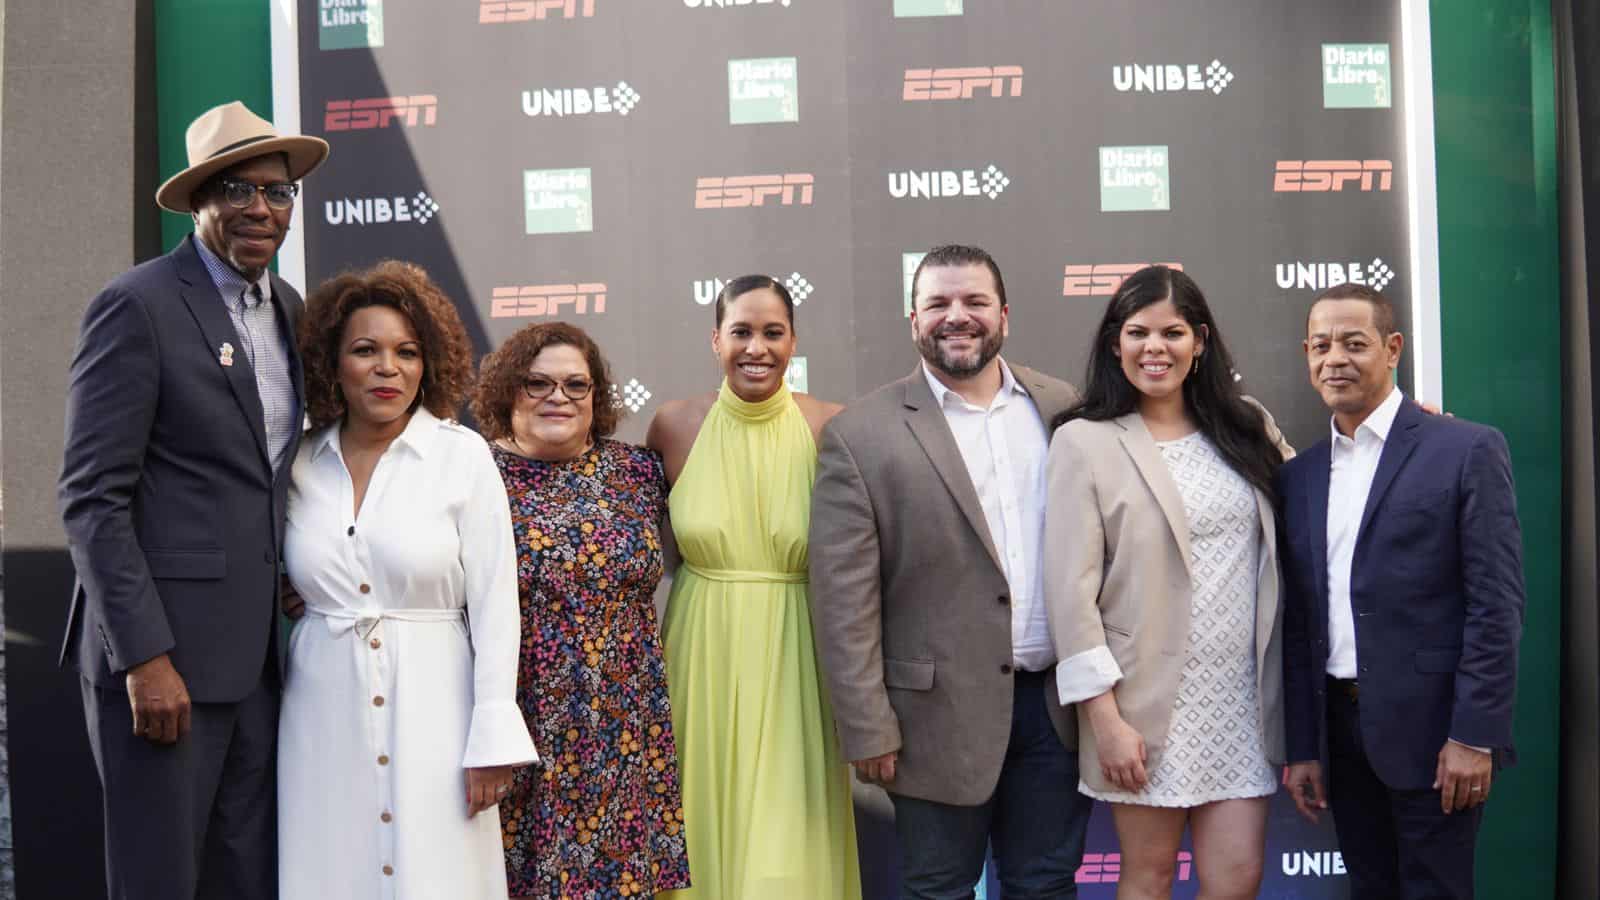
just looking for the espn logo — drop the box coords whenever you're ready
[324,96,438,131]
[1063,263,1184,297]
[694,174,814,209]
[489,283,607,318]
[903,66,1023,101]
[1077,852,1193,884]
[1274,159,1392,192]
[479,0,595,22]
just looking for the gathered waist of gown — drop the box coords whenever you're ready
[680,561,806,585]
[304,604,465,637]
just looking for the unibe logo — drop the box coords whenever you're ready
[685,0,791,6]
[490,283,607,318]
[324,96,437,131]
[1282,851,1348,878]
[903,66,1023,101]
[888,165,1009,200]
[695,174,814,209]
[324,192,440,226]
[1274,160,1393,192]
[479,0,594,23]
[1113,61,1234,95]
[693,273,813,306]
[1076,852,1194,884]
[522,83,641,117]
[1063,262,1185,297]
[1276,258,1397,292]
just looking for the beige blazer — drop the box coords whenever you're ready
[808,363,1080,806]
[1043,408,1293,794]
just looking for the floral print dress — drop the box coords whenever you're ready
[494,439,690,899]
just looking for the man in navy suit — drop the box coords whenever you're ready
[58,102,326,899]
[1278,283,1524,899]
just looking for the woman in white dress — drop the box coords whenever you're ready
[279,261,537,900]
[1045,266,1293,900]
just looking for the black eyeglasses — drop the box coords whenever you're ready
[523,376,594,401]
[213,178,300,210]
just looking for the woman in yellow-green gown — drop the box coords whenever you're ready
[647,275,861,900]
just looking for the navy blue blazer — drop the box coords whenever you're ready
[58,236,305,703]
[1277,398,1525,790]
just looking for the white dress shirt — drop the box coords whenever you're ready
[1325,386,1404,679]
[922,360,1054,671]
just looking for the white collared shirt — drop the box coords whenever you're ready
[1325,386,1405,678]
[922,360,1054,671]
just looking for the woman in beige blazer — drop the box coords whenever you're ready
[1044,266,1294,900]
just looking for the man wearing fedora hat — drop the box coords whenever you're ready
[59,101,328,899]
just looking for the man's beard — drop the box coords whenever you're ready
[917,324,1003,379]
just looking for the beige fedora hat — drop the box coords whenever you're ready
[155,101,330,213]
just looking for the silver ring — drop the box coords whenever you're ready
[1470,786,1482,792]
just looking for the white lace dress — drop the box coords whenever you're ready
[1082,432,1278,807]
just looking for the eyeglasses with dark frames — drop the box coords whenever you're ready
[213,178,300,210]
[522,375,594,401]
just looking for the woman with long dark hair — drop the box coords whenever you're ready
[1044,265,1292,900]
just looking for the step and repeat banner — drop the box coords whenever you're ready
[278,2,1434,896]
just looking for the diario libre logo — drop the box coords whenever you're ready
[1274,159,1393,192]
[1322,44,1391,108]
[480,0,594,23]
[1276,258,1397,292]
[1099,146,1169,211]
[1112,61,1233,95]
[729,58,799,124]
[522,83,642,117]
[324,192,440,226]
[888,165,1009,200]
[324,96,436,131]
[903,67,1023,101]
[894,0,962,16]
[524,168,593,234]
[693,273,814,306]
[1063,262,1185,297]
[490,283,607,318]
[785,357,808,393]
[694,174,815,208]
[903,251,925,317]
[319,0,383,50]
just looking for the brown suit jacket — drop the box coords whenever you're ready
[808,362,1080,806]
[1043,409,1293,794]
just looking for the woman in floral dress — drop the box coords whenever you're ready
[472,322,690,899]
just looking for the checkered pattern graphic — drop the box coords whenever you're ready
[411,191,440,224]
[1205,60,1235,95]
[783,272,813,304]
[613,378,653,413]
[1367,258,1396,291]
[981,164,1010,199]
[612,82,642,115]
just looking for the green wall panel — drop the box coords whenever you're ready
[155,0,274,252]
[1432,2,1561,896]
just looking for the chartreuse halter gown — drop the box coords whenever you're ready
[659,380,862,900]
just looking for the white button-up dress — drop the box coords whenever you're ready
[279,409,538,900]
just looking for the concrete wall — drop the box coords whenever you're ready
[0,1,158,895]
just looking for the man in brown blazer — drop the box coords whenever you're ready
[809,245,1093,899]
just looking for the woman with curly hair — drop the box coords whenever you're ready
[278,261,537,900]
[471,322,690,899]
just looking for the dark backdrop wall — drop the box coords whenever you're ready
[0,1,1565,898]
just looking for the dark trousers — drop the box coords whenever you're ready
[82,673,278,900]
[1326,680,1482,900]
[890,669,1094,900]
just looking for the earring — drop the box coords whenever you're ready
[1191,353,1203,375]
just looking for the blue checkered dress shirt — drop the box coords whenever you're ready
[193,235,297,473]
